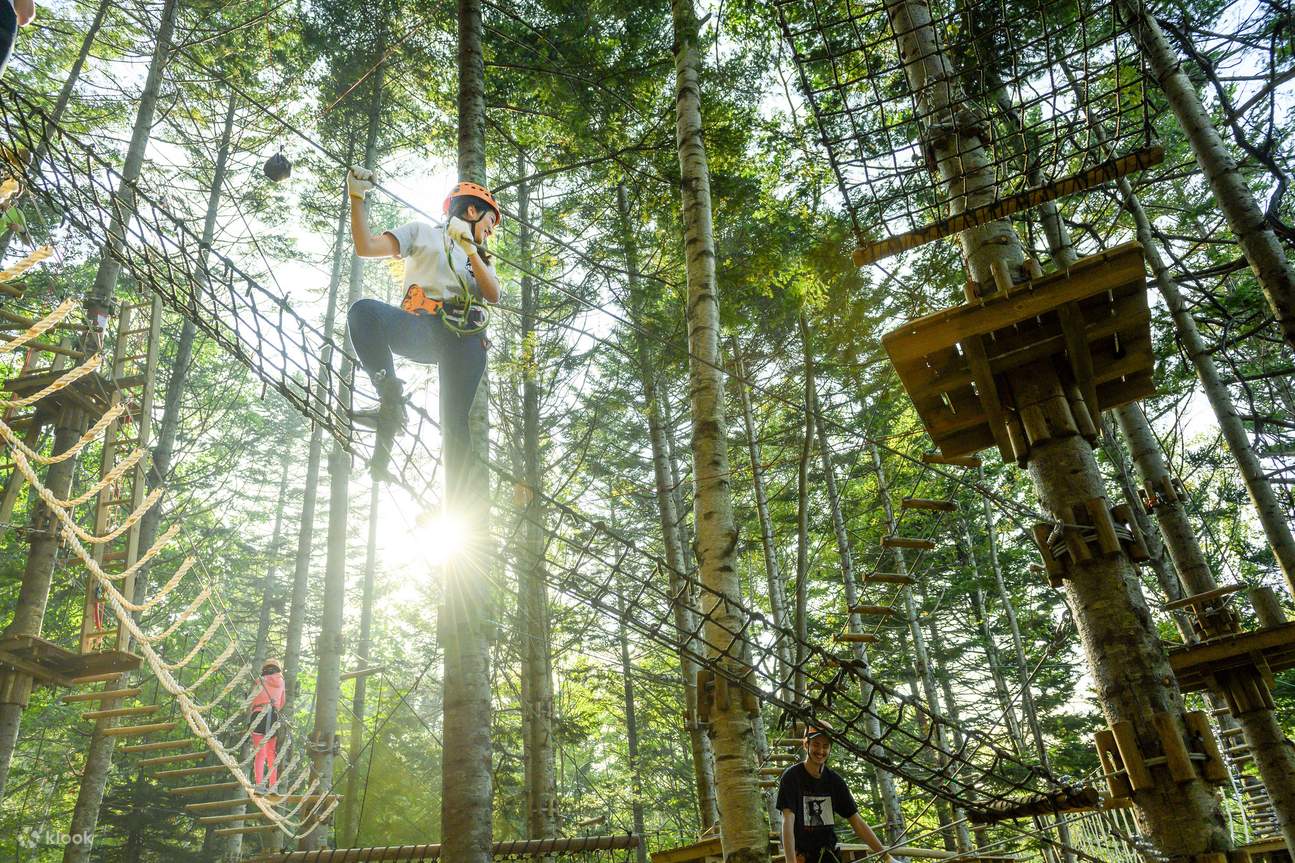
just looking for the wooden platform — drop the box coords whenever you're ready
[0,635,140,687]
[1168,622,1295,692]
[2,367,115,417]
[652,837,1021,863]
[881,242,1153,459]
[1239,837,1290,863]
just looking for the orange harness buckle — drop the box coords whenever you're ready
[401,285,444,316]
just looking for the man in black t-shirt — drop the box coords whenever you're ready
[777,721,895,863]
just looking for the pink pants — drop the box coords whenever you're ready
[251,732,277,788]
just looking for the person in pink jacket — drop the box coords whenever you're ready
[249,658,286,793]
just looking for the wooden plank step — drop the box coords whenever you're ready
[142,751,208,768]
[1163,583,1246,612]
[82,704,158,721]
[102,721,175,737]
[848,605,897,617]
[167,781,242,797]
[62,687,142,703]
[340,665,384,682]
[901,498,957,512]
[70,671,124,685]
[187,797,258,813]
[212,824,283,838]
[921,454,982,468]
[836,633,878,644]
[155,764,226,779]
[881,536,936,551]
[864,573,915,585]
[196,811,273,826]
[121,739,192,754]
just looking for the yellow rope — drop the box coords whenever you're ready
[0,244,53,284]
[61,485,163,546]
[113,552,192,608]
[0,352,101,409]
[4,443,303,835]
[62,448,144,507]
[150,586,210,641]
[0,296,77,352]
[97,524,182,586]
[158,615,225,671]
[0,402,125,467]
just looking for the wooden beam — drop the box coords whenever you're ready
[81,704,158,721]
[62,687,141,703]
[120,739,192,754]
[102,721,176,737]
[881,536,936,551]
[920,453,982,468]
[853,147,1163,266]
[154,764,226,779]
[1163,583,1246,612]
[900,498,957,512]
[167,781,242,797]
[141,751,208,768]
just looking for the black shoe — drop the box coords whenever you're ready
[352,371,406,432]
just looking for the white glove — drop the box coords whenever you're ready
[347,167,377,200]
[446,216,476,256]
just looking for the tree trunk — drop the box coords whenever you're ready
[620,184,718,831]
[731,337,793,702]
[62,80,234,863]
[672,1,768,859]
[0,410,85,796]
[227,446,294,862]
[301,65,385,852]
[440,3,494,861]
[340,481,381,847]
[1116,402,1295,856]
[884,0,1232,852]
[794,317,815,703]
[517,167,558,839]
[618,598,649,863]
[814,421,904,843]
[1118,0,1295,352]
[284,172,354,714]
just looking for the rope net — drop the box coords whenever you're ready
[0,84,1079,816]
[774,0,1161,265]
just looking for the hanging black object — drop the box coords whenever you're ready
[263,150,291,182]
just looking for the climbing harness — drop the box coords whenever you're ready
[396,227,489,336]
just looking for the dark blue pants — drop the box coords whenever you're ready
[0,1,16,77]
[347,299,487,492]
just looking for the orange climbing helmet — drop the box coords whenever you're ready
[442,181,502,226]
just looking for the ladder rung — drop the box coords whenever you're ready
[187,797,257,813]
[62,687,142,703]
[142,751,208,768]
[102,721,176,737]
[121,739,191,754]
[900,498,957,512]
[70,671,124,685]
[836,632,878,643]
[167,781,242,797]
[881,536,936,551]
[920,453,982,468]
[154,764,226,779]
[196,811,272,825]
[1162,583,1246,612]
[848,604,897,617]
[757,767,783,777]
[212,824,285,837]
[82,629,118,639]
[82,704,158,721]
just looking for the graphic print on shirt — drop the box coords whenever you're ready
[804,795,833,827]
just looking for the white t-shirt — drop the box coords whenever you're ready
[384,220,481,302]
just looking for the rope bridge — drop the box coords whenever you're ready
[0,83,1087,817]
[773,0,1163,266]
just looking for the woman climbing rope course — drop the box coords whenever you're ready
[345,167,501,486]
[249,658,286,794]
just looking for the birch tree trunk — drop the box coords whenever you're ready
[1118,0,1295,352]
[732,338,793,703]
[794,317,815,702]
[439,2,494,859]
[618,599,650,863]
[619,184,719,831]
[301,65,385,853]
[672,1,768,857]
[517,169,558,839]
[884,0,1232,852]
